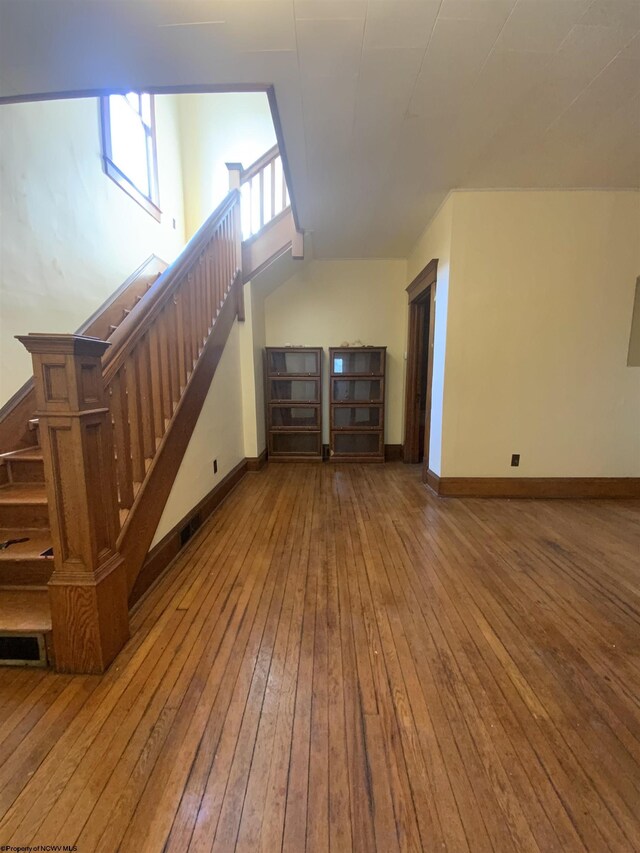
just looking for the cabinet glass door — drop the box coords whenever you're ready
[271,406,319,428]
[333,432,382,455]
[332,406,381,429]
[270,379,319,402]
[332,379,382,403]
[268,350,319,375]
[331,350,383,375]
[271,432,321,455]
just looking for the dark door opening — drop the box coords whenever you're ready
[403,260,437,482]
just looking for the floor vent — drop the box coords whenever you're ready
[0,633,48,667]
[179,513,201,548]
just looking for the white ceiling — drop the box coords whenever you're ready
[1,0,639,257]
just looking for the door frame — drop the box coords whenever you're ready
[403,259,437,481]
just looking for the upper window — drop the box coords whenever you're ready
[100,93,160,221]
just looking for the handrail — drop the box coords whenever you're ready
[103,189,240,381]
[240,144,279,184]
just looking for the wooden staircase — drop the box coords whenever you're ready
[0,146,302,674]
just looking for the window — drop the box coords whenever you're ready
[100,93,160,220]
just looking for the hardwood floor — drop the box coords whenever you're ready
[0,462,639,852]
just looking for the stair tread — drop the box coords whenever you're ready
[0,446,43,462]
[0,483,47,505]
[0,588,51,633]
[0,529,52,560]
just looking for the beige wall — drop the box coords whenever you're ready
[263,259,408,445]
[152,320,245,546]
[406,195,455,475]
[422,190,640,478]
[0,95,186,404]
[178,93,276,239]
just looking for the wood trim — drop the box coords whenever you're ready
[384,444,404,461]
[99,96,162,221]
[406,258,438,303]
[246,449,268,472]
[0,255,167,454]
[130,457,249,607]
[265,87,301,233]
[425,472,640,498]
[118,275,242,594]
[242,208,295,284]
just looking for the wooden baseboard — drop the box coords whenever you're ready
[130,457,248,606]
[246,449,267,472]
[384,444,404,461]
[426,471,640,498]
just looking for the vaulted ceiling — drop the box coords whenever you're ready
[1,0,639,257]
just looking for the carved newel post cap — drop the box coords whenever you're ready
[16,333,111,357]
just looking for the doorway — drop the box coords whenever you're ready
[403,259,437,482]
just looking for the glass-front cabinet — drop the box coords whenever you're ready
[265,347,323,460]
[329,346,386,462]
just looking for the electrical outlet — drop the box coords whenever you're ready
[511,454,520,467]
[213,459,218,474]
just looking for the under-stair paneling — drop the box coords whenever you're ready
[0,95,185,405]
[150,321,245,549]
[263,259,407,446]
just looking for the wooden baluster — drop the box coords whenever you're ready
[224,217,231,294]
[203,248,213,335]
[125,351,146,484]
[186,270,197,367]
[199,256,208,343]
[169,298,181,403]
[182,274,194,376]
[109,369,134,511]
[18,334,129,674]
[232,197,244,320]
[175,292,187,392]
[259,168,264,230]
[137,334,155,461]
[271,159,276,220]
[214,229,223,313]
[158,308,173,423]
[148,324,164,442]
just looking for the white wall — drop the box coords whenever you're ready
[0,94,186,404]
[177,92,276,239]
[406,196,454,475]
[427,190,640,478]
[152,320,245,546]
[263,259,408,445]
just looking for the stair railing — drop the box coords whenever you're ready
[18,188,242,673]
[227,145,290,240]
[102,189,242,522]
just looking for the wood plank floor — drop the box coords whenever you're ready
[1,462,639,852]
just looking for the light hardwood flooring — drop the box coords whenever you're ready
[0,462,639,852]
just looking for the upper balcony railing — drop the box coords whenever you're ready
[227,145,290,241]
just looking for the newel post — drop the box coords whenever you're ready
[17,334,130,674]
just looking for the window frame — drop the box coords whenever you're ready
[100,93,161,222]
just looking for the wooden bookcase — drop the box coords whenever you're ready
[265,347,323,461]
[329,347,386,462]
